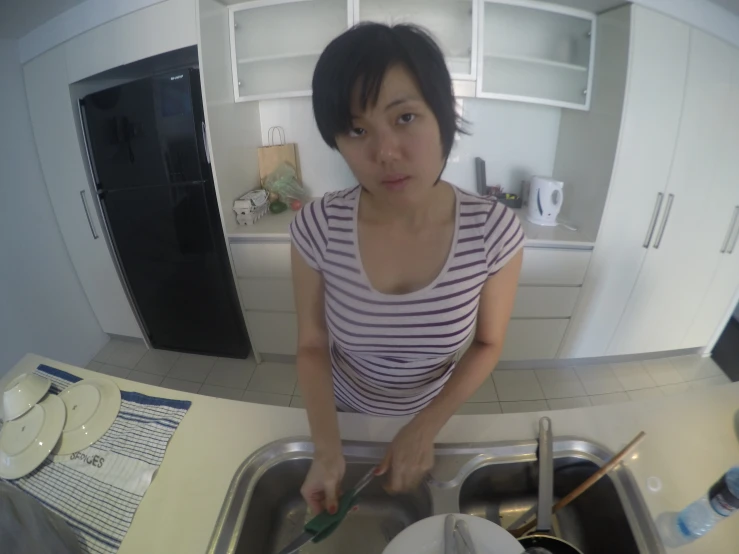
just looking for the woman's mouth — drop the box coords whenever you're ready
[381,174,411,190]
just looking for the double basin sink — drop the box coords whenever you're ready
[207,437,664,554]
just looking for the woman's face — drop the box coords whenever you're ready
[335,65,446,206]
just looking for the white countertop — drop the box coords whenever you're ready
[226,205,596,248]
[4,354,738,553]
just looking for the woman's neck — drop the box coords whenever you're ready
[359,181,455,230]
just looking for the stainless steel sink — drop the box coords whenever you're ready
[207,437,664,554]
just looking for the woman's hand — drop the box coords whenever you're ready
[301,450,346,515]
[376,419,435,493]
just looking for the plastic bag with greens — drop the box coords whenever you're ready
[262,162,307,210]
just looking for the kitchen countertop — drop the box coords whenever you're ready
[226,203,596,248]
[4,353,739,553]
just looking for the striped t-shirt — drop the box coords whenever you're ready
[289,185,525,416]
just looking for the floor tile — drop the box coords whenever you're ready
[547,397,591,410]
[611,361,657,391]
[535,368,587,399]
[642,359,684,386]
[106,341,148,369]
[589,392,631,406]
[86,361,103,371]
[659,383,691,396]
[205,357,256,389]
[468,376,498,402]
[500,400,549,414]
[126,371,163,386]
[167,353,217,383]
[457,402,502,415]
[136,350,180,376]
[688,375,731,390]
[575,365,625,395]
[199,384,243,401]
[493,370,545,401]
[290,396,306,408]
[97,364,131,379]
[242,390,292,407]
[669,356,725,382]
[627,388,664,401]
[247,362,297,395]
[161,377,201,394]
[93,339,125,363]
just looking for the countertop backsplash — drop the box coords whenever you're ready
[257,97,562,197]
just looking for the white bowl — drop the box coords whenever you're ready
[383,514,523,554]
[2,373,51,421]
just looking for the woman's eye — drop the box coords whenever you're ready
[348,127,366,138]
[398,113,416,124]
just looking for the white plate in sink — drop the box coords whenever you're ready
[383,514,522,554]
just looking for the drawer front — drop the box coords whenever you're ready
[500,319,569,361]
[520,248,591,286]
[231,242,291,278]
[239,278,295,312]
[245,311,298,355]
[512,287,580,319]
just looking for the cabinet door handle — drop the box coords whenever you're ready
[643,192,664,248]
[201,122,211,164]
[78,101,100,185]
[728,206,739,254]
[653,193,674,249]
[721,206,739,253]
[80,190,99,240]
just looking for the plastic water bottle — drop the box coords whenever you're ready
[661,466,739,546]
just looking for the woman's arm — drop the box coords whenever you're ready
[378,249,523,492]
[292,245,345,514]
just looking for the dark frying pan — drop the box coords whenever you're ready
[519,418,583,554]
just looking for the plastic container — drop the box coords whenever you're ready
[660,466,739,546]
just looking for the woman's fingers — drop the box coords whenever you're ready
[323,479,340,514]
[302,487,325,515]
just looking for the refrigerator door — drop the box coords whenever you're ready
[83,70,204,190]
[101,182,249,356]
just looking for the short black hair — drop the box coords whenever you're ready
[312,23,464,159]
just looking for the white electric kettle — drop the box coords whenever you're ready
[527,176,563,226]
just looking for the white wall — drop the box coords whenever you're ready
[733,303,739,322]
[0,39,107,376]
[258,96,561,196]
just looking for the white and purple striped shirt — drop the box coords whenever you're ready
[289,185,525,416]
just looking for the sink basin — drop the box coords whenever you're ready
[207,438,664,554]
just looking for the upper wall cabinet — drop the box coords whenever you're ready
[355,0,478,81]
[229,0,352,101]
[478,0,595,109]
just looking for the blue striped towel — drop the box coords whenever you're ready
[0,364,191,554]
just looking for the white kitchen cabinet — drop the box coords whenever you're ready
[245,311,298,355]
[607,30,739,356]
[24,47,142,338]
[477,0,595,110]
[229,0,351,101]
[681,54,739,351]
[500,319,569,361]
[512,286,580,319]
[239,278,295,312]
[518,248,591,286]
[560,7,690,358]
[355,0,478,80]
[64,0,198,83]
[231,242,292,277]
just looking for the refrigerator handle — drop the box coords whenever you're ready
[201,121,211,165]
[78,101,100,186]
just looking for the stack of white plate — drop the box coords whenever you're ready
[0,373,121,480]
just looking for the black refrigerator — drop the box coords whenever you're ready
[80,68,250,358]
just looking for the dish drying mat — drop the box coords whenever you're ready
[0,364,192,554]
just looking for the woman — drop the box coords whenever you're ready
[289,23,524,516]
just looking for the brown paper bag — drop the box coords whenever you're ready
[257,126,301,185]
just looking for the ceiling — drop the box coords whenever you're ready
[1,0,739,41]
[0,0,86,39]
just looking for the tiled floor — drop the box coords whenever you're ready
[87,339,733,413]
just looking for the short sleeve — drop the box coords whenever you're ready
[484,203,525,276]
[288,200,322,272]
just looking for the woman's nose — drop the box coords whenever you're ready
[373,128,401,164]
